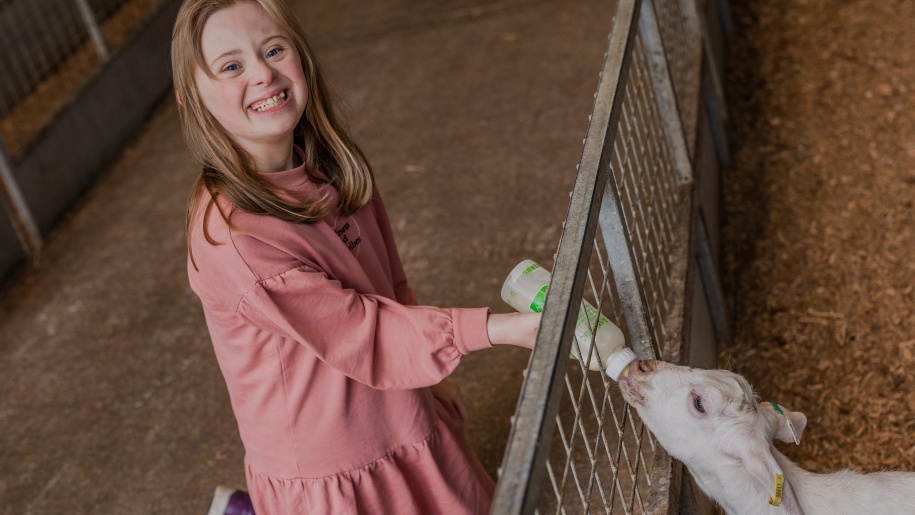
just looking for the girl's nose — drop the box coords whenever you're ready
[250,59,276,85]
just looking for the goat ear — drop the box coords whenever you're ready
[765,401,807,445]
[736,441,806,514]
[777,409,807,445]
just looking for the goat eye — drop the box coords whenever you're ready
[694,395,705,413]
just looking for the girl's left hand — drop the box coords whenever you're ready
[486,312,541,349]
[430,379,468,422]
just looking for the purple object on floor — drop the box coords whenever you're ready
[225,490,255,515]
[207,486,255,515]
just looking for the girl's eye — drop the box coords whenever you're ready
[223,64,240,72]
[266,47,282,58]
[694,395,705,413]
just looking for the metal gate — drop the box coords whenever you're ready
[0,0,171,276]
[492,0,731,512]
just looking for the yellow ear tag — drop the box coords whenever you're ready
[768,474,784,506]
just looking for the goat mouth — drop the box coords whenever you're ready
[619,376,644,404]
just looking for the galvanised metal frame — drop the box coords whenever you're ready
[0,0,128,117]
[0,0,135,257]
[490,1,641,510]
[75,0,111,60]
[0,140,42,255]
[492,0,728,512]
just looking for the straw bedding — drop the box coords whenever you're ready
[722,0,915,473]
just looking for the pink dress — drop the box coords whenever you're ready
[187,152,496,514]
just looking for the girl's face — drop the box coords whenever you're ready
[195,1,308,169]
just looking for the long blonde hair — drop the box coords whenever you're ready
[172,0,374,267]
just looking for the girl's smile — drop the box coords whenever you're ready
[194,1,308,172]
[249,89,290,113]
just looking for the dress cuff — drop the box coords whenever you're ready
[452,308,493,355]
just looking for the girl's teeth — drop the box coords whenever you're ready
[253,91,286,111]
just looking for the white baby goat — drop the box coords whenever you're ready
[618,359,915,515]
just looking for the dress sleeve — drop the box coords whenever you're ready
[371,188,415,305]
[236,265,492,389]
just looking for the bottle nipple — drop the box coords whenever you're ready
[604,347,637,382]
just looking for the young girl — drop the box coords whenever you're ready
[171,1,540,513]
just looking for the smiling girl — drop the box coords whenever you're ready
[171,1,539,513]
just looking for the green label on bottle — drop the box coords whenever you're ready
[530,285,549,313]
[577,303,609,341]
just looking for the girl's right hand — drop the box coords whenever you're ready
[486,312,541,350]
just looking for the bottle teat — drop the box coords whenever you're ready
[604,347,637,381]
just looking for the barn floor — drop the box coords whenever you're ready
[722,0,915,472]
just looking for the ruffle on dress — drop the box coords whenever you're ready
[245,388,495,514]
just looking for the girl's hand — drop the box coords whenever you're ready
[486,312,541,349]
[430,379,467,422]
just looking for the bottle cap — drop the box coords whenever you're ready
[604,347,637,381]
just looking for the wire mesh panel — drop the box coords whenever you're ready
[536,229,659,514]
[533,22,692,515]
[0,0,90,116]
[652,0,702,153]
[0,0,167,157]
[493,0,702,513]
[607,31,691,361]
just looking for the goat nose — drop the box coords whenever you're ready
[638,360,654,373]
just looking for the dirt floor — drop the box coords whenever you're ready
[722,0,915,473]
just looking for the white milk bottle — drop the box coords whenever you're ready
[501,260,637,381]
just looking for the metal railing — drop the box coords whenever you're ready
[493,0,726,512]
[0,0,166,257]
[0,0,126,118]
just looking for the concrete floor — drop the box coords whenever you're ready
[0,0,614,512]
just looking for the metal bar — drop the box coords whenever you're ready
[490,1,642,512]
[638,0,693,184]
[9,1,44,84]
[682,0,731,168]
[74,0,109,60]
[699,5,726,126]
[0,140,42,255]
[695,208,732,345]
[646,448,681,515]
[684,0,728,125]
[57,0,90,60]
[597,147,660,360]
[677,0,702,39]
[703,64,732,168]
[714,0,735,41]
[0,9,34,113]
[42,1,80,83]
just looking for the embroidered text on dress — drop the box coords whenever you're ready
[334,218,362,255]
